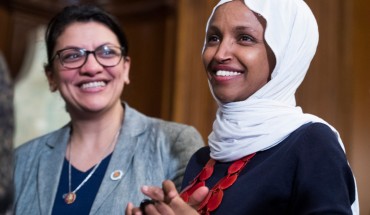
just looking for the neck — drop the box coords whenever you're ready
[67,103,124,171]
[70,102,124,144]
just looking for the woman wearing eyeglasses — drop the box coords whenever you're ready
[13,5,204,215]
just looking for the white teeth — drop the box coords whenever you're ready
[216,70,241,76]
[81,81,106,89]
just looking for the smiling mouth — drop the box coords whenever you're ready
[80,81,107,89]
[215,70,242,77]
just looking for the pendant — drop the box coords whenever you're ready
[63,192,76,204]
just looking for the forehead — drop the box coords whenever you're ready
[208,1,264,33]
[55,22,120,50]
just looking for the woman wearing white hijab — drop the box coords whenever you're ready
[126,0,359,214]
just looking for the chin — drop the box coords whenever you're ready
[77,101,109,112]
[215,92,250,103]
[212,85,250,103]
[215,94,236,103]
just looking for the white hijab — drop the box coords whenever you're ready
[207,0,341,161]
[206,1,359,213]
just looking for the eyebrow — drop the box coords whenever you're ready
[207,25,257,33]
[207,25,220,34]
[234,26,257,33]
[57,43,117,51]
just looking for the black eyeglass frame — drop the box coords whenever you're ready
[50,45,125,69]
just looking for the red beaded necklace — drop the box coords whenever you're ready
[180,153,256,215]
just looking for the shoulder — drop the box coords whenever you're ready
[284,123,356,213]
[181,146,210,189]
[15,133,50,157]
[279,122,350,177]
[125,103,204,144]
[298,122,338,141]
[148,119,205,155]
[266,122,349,174]
[13,128,62,185]
[14,126,67,163]
[285,122,343,153]
[185,146,210,171]
[190,146,211,161]
[153,119,201,138]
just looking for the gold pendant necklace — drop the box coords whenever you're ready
[63,130,120,204]
[63,146,102,204]
[64,192,76,204]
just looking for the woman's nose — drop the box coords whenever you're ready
[214,40,233,63]
[79,54,103,75]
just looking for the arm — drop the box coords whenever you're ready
[291,123,356,214]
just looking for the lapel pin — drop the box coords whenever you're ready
[110,170,123,181]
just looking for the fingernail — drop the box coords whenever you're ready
[141,185,148,192]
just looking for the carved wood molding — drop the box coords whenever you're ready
[7,0,176,18]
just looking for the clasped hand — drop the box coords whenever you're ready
[125,180,209,215]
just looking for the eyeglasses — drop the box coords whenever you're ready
[51,45,125,69]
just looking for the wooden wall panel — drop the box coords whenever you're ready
[172,0,219,141]
[299,1,370,213]
[0,4,12,63]
[118,13,171,118]
[351,0,370,213]
[297,0,352,147]
[9,11,48,80]
[106,0,179,120]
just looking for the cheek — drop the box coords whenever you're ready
[245,50,270,73]
[59,72,76,83]
[202,49,213,69]
[107,68,125,85]
[258,52,273,79]
[55,71,80,88]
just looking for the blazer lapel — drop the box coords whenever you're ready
[37,127,70,215]
[90,133,139,214]
[90,104,146,214]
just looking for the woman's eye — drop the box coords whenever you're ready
[62,52,83,62]
[207,35,220,43]
[103,49,114,55]
[98,47,119,58]
[240,35,253,42]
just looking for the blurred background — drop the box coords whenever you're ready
[0,0,369,214]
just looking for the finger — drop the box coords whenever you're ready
[161,180,202,214]
[127,204,142,215]
[141,185,165,201]
[133,208,143,215]
[162,180,179,203]
[161,181,194,214]
[125,202,133,215]
[153,201,175,215]
[188,186,209,208]
[125,205,142,215]
[167,195,199,215]
[144,203,161,215]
